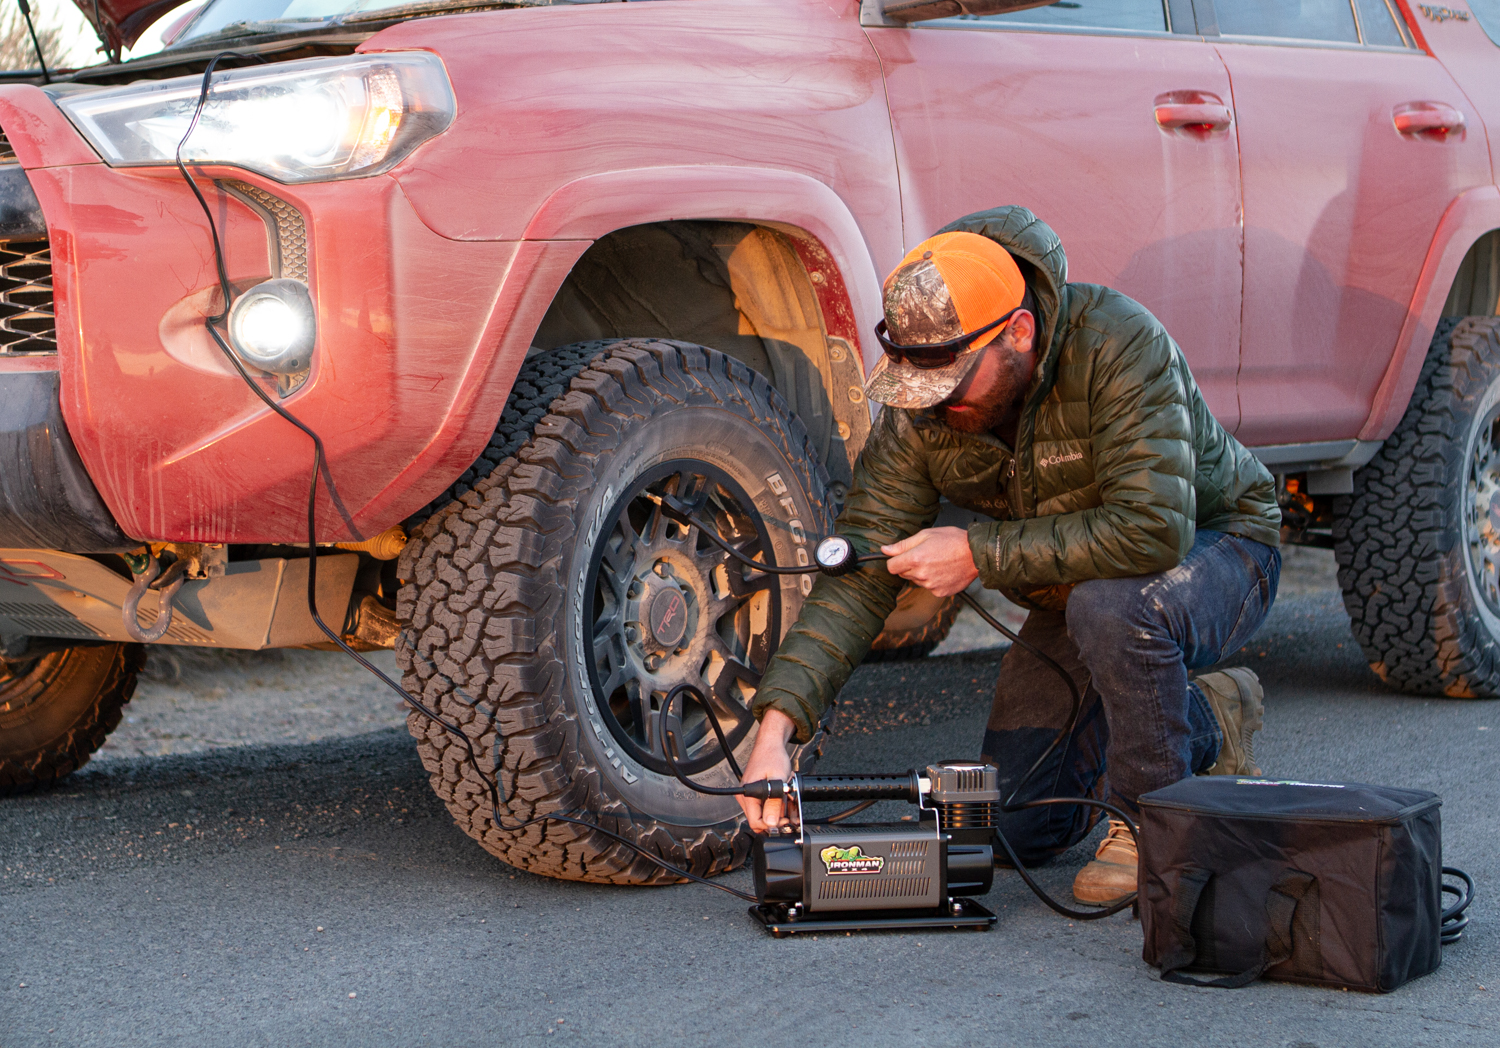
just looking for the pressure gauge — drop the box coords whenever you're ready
[814,535,857,576]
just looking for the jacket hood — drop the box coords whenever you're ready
[935,205,1069,401]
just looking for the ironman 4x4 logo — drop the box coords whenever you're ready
[820,845,885,876]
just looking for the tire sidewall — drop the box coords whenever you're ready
[560,400,825,826]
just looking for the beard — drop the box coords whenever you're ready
[940,371,1026,434]
[940,398,1012,434]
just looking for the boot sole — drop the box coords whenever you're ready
[1072,881,1137,905]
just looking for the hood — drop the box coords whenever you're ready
[934,204,1069,406]
[73,0,193,53]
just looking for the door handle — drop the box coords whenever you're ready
[1394,102,1465,138]
[1154,93,1232,134]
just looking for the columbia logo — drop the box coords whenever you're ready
[1038,451,1084,468]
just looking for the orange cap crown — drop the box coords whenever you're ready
[885,231,1026,349]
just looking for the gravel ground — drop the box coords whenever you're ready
[3,573,1494,1048]
[98,547,1340,760]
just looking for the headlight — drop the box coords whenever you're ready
[57,53,455,183]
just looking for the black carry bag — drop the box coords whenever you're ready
[1137,777,1444,992]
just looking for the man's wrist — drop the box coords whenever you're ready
[758,707,798,747]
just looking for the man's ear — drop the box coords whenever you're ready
[1007,309,1036,354]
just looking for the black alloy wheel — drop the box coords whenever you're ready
[586,460,779,777]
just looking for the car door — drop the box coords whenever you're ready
[1212,0,1492,446]
[864,0,1244,426]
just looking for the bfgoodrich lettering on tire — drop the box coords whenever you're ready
[397,340,833,883]
[1335,317,1500,696]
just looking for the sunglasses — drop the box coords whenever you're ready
[874,307,1021,370]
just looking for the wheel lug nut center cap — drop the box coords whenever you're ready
[648,588,688,649]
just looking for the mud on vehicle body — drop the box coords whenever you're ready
[3,0,1500,881]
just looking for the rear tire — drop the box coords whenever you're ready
[1334,317,1500,696]
[0,642,144,794]
[397,340,833,882]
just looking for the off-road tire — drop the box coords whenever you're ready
[397,339,833,883]
[0,643,145,794]
[865,587,961,662]
[1334,316,1500,696]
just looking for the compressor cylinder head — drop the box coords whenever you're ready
[926,761,1002,845]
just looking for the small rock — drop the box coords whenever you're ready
[348,992,357,999]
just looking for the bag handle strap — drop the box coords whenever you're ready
[1159,867,1320,988]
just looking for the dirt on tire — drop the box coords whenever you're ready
[397,339,833,883]
[1334,316,1500,697]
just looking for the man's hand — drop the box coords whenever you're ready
[881,526,979,597]
[738,708,796,833]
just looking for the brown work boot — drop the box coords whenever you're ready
[1194,667,1265,777]
[1071,817,1137,905]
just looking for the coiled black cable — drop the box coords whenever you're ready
[1442,866,1473,944]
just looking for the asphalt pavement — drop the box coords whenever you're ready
[2,590,1497,1047]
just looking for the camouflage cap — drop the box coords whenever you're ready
[864,231,1026,410]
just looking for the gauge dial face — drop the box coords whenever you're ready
[815,535,853,569]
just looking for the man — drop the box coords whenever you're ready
[739,206,1282,903]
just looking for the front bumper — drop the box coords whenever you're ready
[0,83,537,546]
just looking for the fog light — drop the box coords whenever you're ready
[227,278,316,375]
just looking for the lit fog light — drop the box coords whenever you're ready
[227,278,316,374]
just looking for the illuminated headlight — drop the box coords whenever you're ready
[228,279,315,374]
[57,53,454,183]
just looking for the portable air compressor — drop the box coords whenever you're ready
[743,762,1005,936]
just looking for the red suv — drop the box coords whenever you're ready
[2,0,1497,883]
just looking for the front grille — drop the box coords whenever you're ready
[0,238,55,354]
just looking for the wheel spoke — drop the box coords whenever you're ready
[592,611,628,675]
[601,512,640,579]
[721,547,776,598]
[598,660,630,701]
[701,641,761,725]
[627,689,656,748]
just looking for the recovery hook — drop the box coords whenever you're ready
[122,554,188,643]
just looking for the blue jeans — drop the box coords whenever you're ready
[980,530,1281,864]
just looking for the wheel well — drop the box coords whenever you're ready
[532,220,868,498]
[1444,228,1500,318]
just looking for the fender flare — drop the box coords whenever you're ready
[365,167,887,527]
[521,164,885,372]
[1361,185,1500,443]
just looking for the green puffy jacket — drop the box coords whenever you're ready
[752,206,1281,742]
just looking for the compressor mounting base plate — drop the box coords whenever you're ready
[749,898,997,938]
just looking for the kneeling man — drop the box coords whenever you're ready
[738,206,1282,904]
